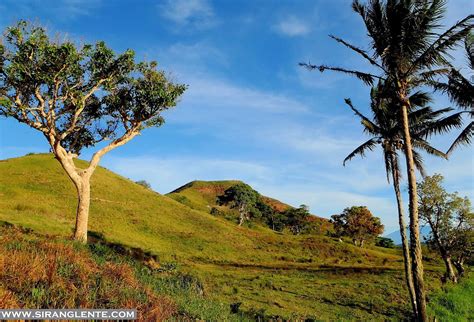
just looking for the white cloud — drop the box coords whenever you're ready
[159,0,215,29]
[274,16,310,37]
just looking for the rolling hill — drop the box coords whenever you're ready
[167,179,331,232]
[0,153,445,319]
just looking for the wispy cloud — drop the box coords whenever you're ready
[102,156,270,193]
[158,0,216,30]
[274,16,310,37]
[0,0,102,22]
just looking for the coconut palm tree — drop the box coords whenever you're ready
[343,84,463,316]
[300,2,472,319]
[433,34,474,154]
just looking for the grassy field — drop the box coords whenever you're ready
[427,274,474,321]
[0,153,448,319]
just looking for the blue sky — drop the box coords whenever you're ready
[0,0,473,234]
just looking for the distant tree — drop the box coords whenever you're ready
[418,174,473,283]
[376,237,395,249]
[283,204,311,235]
[135,180,151,189]
[0,22,186,243]
[331,206,384,247]
[256,200,282,231]
[218,183,261,226]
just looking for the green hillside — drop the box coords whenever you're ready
[167,179,331,231]
[0,154,445,319]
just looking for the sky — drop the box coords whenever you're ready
[0,0,473,234]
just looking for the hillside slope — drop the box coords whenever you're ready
[167,180,330,229]
[0,154,443,319]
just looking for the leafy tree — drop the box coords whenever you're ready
[418,174,473,283]
[256,200,284,231]
[376,237,395,248]
[218,183,261,226]
[0,22,186,243]
[300,2,472,319]
[433,33,474,154]
[331,206,384,247]
[343,83,461,313]
[283,205,311,235]
[135,180,151,189]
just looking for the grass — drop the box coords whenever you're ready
[0,222,241,320]
[427,274,474,321]
[0,153,447,319]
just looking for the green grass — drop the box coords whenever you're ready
[0,223,239,320]
[427,275,474,321]
[0,153,447,319]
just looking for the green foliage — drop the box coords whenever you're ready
[376,237,395,249]
[0,21,186,155]
[331,206,384,247]
[282,205,311,235]
[217,183,266,225]
[418,174,473,276]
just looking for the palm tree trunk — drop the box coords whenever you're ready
[390,153,418,316]
[400,101,427,322]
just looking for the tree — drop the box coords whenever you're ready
[300,2,472,319]
[418,174,473,283]
[376,237,395,248]
[283,204,311,235]
[218,183,261,226]
[257,200,284,231]
[0,22,186,243]
[343,83,462,314]
[331,206,384,247]
[433,33,474,154]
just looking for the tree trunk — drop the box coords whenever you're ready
[238,204,245,226]
[73,177,91,243]
[442,255,457,283]
[390,155,418,316]
[453,259,465,277]
[400,101,427,322]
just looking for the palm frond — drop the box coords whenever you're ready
[414,111,464,138]
[298,63,382,85]
[344,98,381,135]
[412,139,447,159]
[412,149,427,178]
[411,14,474,73]
[447,121,474,155]
[343,138,379,166]
[329,35,384,70]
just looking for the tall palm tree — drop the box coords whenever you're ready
[343,84,463,316]
[434,34,474,153]
[300,2,472,320]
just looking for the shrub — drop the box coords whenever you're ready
[135,180,152,189]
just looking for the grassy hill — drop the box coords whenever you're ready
[0,154,446,319]
[167,179,331,231]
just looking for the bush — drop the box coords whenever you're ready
[376,237,395,248]
[135,180,151,189]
